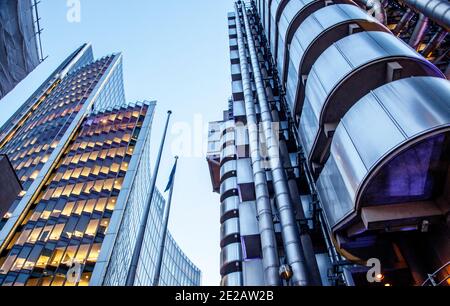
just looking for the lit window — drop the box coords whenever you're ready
[73,201,86,215]
[72,183,84,196]
[61,202,75,217]
[106,198,116,211]
[83,199,96,214]
[114,178,124,191]
[95,198,107,212]
[85,220,99,237]
[50,224,64,240]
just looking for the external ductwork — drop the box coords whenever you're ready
[409,13,429,49]
[400,0,450,32]
[234,3,281,287]
[240,3,310,286]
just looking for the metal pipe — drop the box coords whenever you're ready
[153,156,178,286]
[409,13,429,49]
[241,4,310,286]
[126,110,172,286]
[271,106,323,286]
[422,29,448,57]
[393,9,415,35]
[358,0,388,25]
[400,0,450,32]
[234,3,281,287]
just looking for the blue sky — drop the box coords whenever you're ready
[0,0,238,285]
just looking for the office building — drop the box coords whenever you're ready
[207,0,449,286]
[0,44,200,286]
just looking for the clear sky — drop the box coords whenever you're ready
[0,0,238,285]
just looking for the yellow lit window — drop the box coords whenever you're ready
[62,185,74,197]
[72,183,84,196]
[110,163,120,173]
[122,134,131,142]
[49,248,65,267]
[85,220,99,237]
[99,149,108,159]
[61,202,75,217]
[83,181,94,194]
[95,198,107,212]
[107,148,117,159]
[42,188,54,201]
[41,155,49,164]
[80,153,90,163]
[61,246,77,265]
[75,245,90,263]
[29,170,39,180]
[71,155,81,164]
[84,199,96,214]
[73,201,86,215]
[100,166,109,175]
[62,169,73,180]
[40,209,51,220]
[52,186,64,199]
[71,168,82,179]
[114,178,124,191]
[117,147,126,157]
[103,179,114,191]
[79,273,91,286]
[79,142,87,150]
[16,229,32,246]
[87,243,101,263]
[106,198,116,211]
[51,141,58,149]
[91,165,100,176]
[50,224,64,240]
[27,228,42,243]
[35,252,50,269]
[89,151,99,161]
[120,162,128,172]
[93,180,104,193]
[81,167,91,177]
[51,274,65,286]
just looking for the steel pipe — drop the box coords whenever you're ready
[400,0,450,32]
[241,4,310,286]
[358,0,388,25]
[422,29,448,57]
[393,9,415,35]
[409,13,429,49]
[234,3,281,287]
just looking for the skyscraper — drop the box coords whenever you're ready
[0,44,201,286]
[207,0,449,286]
[0,0,43,100]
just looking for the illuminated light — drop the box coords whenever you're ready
[3,213,12,219]
[376,274,384,281]
[384,283,391,287]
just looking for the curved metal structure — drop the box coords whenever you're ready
[235,3,281,286]
[298,31,445,177]
[285,4,390,116]
[316,76,450,260]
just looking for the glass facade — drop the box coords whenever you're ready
[0,45,200,286]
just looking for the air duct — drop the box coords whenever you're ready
[234,3,281,287]
[240,3,310,286]
[422,29,448,57]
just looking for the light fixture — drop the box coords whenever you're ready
[376,273,384,281]
[384,283,391,287]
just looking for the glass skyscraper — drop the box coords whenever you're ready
[0,44,201,286]
[207,0,449,287]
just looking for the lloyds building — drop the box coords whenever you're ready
[0,44,201,286]
[207,0,449,286]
